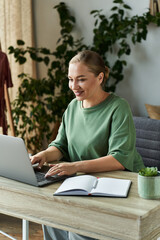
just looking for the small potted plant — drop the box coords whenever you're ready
[138,167,160,199]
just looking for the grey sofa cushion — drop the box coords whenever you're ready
[133,116,160,170]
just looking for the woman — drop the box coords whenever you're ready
[31,50,144,240]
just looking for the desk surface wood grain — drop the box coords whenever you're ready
[0,171,160,240]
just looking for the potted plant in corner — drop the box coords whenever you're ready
[138,167,160,199]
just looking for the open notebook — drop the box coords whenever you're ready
[54,175,132,197]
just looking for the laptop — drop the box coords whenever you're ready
[0,134,70,187]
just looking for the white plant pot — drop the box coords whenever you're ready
[138,174,160,199]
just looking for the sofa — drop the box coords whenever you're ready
[133,116,160,170]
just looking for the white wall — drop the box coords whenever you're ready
[33,0,160,116]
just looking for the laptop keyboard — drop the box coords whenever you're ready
[35,171,70,186]
[35,172,47,182]
[35,171,60,182]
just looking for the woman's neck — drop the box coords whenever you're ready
[82,91,109,108]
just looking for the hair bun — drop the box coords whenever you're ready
[105,66,110,80]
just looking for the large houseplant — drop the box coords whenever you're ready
[9,3,87,153]
[9,1,160,153]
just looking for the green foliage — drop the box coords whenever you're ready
[90,0,160,92]
[9,2,87,153]
[139,167,159,177]
[8,1,160,152]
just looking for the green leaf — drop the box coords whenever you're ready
[113,0,123,4]
[44,56,50,66]
[118,49,125,57]
[119,9,124,16]
[139,167,158,176]
[8,46,14,53]
[51,61,60,69]
[111,6,118,11]
[37,57,43,62]
[17,39,25,45]
[132,35,136,44]
[94,19,98,26]
[17,56,26,64]
[123,4,132,10]
[57,44,67,54]
[29,52,37,60]
[90,10,99,14]
[126,48,131,55]
[40,48,50,54]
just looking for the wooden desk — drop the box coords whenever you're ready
[0,171,160,240]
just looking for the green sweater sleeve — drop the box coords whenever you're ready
[108,100,144,172]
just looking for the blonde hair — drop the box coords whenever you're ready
[69,50,109,88]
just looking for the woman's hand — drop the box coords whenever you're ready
[30,151,47,169]
[45,162,77,177]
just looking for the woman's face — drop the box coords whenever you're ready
[68,62,103,103]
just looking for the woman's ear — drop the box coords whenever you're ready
[98,72,104,85]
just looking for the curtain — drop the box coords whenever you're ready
[0,0,36,134]
[0,0,36,102]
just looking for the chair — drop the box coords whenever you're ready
[133,116,160,170]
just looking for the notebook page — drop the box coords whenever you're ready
[54,175,96,195]
[90,177,131,197]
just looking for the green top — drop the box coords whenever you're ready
[49,93,144,172]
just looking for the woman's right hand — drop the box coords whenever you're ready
[30,151,47,169]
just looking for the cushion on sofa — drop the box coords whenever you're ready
[145,104,160,120]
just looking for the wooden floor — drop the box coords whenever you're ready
[0,214,43,240]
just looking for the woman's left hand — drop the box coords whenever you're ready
[45,162,77,177]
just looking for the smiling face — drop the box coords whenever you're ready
[68,62,104,107]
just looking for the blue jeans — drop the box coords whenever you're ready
[42,225,98,240]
